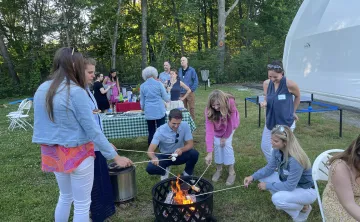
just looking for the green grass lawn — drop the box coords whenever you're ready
[0,85,358,222]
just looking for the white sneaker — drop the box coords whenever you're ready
[160,167,170,180]
[293,205,312,222]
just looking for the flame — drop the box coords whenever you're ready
[171,176,195,211]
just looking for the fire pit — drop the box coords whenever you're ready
[152,176,214,222]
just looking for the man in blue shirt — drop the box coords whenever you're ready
[146,109,199,180]
[159,61,171,85]
[178,57,198,120]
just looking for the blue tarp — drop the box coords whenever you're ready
[8,98,33,105]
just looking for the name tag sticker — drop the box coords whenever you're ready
[278,94,286,100]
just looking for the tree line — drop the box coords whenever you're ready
[0,0,302,98]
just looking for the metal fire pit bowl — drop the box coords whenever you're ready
[152,176,215,222]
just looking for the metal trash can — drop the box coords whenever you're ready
[108,163,137,202]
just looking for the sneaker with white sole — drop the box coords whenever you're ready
[293,205,312,222]
[160,167,170,180]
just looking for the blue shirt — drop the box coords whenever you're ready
[252,149,314,192]
[178,66,199,93]
[159,71,171,83]
[32,80,117,160]
[266,77,294,130]
[140,78,170,120]
[151,121,193,154]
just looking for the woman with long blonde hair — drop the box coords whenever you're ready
[204,90,240,186]
[244,125,316,222]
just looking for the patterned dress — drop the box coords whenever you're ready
[322,159,360,222]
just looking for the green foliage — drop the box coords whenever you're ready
[0,0,302,98]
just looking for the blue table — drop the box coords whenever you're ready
[244,96,343,137]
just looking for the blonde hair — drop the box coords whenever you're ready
[84,57,96,66]
[271,125,311,170]
[206,89,234,121]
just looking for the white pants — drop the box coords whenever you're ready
[54,157,94,222]
[260,172,317,219]
[261,122,296,163]
[214,131,235,165]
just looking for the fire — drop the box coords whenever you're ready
[171,176,195,210]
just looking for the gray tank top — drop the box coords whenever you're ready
[266,77,294,130]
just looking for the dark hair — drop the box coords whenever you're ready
[267,60,285,75]
[109,69,117,82]
[170,68,180,80]
[329,134,360,179]
[164,61,171,66]
[95,73,103,80]
[168,109,183,121]
[45,48,86,122]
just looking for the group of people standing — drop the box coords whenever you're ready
[31,47,359,222]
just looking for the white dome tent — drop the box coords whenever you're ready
[283,0,360,109]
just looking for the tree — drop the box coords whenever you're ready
[217,0,239,82]
[0,31,19,84]
[141,0,147,69]
[111,0,122,69]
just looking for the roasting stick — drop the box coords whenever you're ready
[157,165,193,187]
[117,149,173,156]
[133,159,172,165]
[193,163,211,187]
[194,185,246,197]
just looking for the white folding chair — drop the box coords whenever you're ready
[6,99,28,118]
[8,100,33,131]
[312,149,344,222]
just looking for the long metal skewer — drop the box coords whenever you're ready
[133,159,172,164]
[193,163,211,186]
[157,165,193,187]
[117,149,172,155]
[194,185,245,197]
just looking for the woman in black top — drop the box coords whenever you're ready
[166,69,191,110]
[93,73,111,112]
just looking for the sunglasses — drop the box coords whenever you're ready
[267,64,283,72]
[70,47,78,55]
[274,125,287,137]
[175,133,179,143]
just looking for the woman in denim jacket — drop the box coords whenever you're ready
[32,48,132,222]
[244,125,316,222]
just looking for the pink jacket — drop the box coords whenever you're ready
[205,98,240,152]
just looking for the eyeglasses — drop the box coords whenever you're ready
[175,133,179,143]
[267,64,283,72]
[274,125,287,137]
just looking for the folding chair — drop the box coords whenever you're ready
[8,100,33,131]
[312,149,344,222]
[6,99,28,117]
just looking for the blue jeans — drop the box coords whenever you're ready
[146,149,199,176]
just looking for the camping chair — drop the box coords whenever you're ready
[8,100,33,131]
[312,149,344,222]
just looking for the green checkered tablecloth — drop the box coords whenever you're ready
[100,111,196,139]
